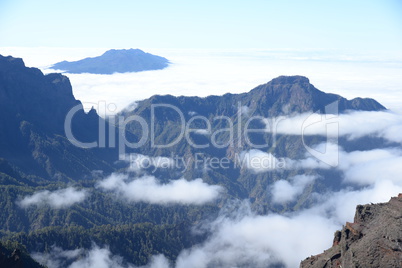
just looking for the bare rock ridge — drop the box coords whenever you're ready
[300,194,402,268]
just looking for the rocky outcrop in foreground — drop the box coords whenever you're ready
[300,194,402,268]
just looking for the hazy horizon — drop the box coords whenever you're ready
[1,46,401,115]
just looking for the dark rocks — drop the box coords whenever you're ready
[0,242,44,268]
[300,195,402,268]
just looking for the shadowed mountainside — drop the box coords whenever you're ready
[0,241,44,268]
[0,54,125,182]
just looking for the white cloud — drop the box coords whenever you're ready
[98,174,223,205]
[238,145,335,173]
[18,187,88,209]
[193,129,210,135]
[240,144,402,188]
[340,148,402,185]
[264,110,402,144]
[238,149,286,172]
[296,144,402,186]
[32,245,171,268]
[32,246,83,268]
[239,105,250,116]
[271,175,317,204]
[175,200,338,268]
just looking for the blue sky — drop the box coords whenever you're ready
[0,0,401,50]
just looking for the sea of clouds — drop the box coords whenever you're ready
[1,47,402,114]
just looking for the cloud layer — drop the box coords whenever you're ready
[264,110,402,144]
[271,175,317,204]
[98,174,223,205]
[174,178,402,268]
[18,187,88,209]
[175,202,338,268]
[32,180,402,268]
[3,47,400,114]
[32,245,171,268]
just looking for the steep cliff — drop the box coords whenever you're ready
[300,194,402,268]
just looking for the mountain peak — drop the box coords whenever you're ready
[269,75,310,85]
[101,48,144,56]
[0,55,25,68]
[246,75,385,115]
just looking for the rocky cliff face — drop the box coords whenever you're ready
[0,55,79,135]
[300,194,402,268]
[0,54,117,181]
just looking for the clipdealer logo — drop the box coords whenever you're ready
[64,101,339,169]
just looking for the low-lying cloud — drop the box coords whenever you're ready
[264,110,402,144]
[175,201,338,268]
[18,187,88,209]
[271,175,317,204]
[32,244,171,268]
[241,143,402,187]
[174,178,402,268]
[239,143,335,173]
[238,149,286,172]
[32,179,402,268]
[98,174,223,205]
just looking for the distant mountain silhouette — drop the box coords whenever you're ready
[51,48,169,74]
